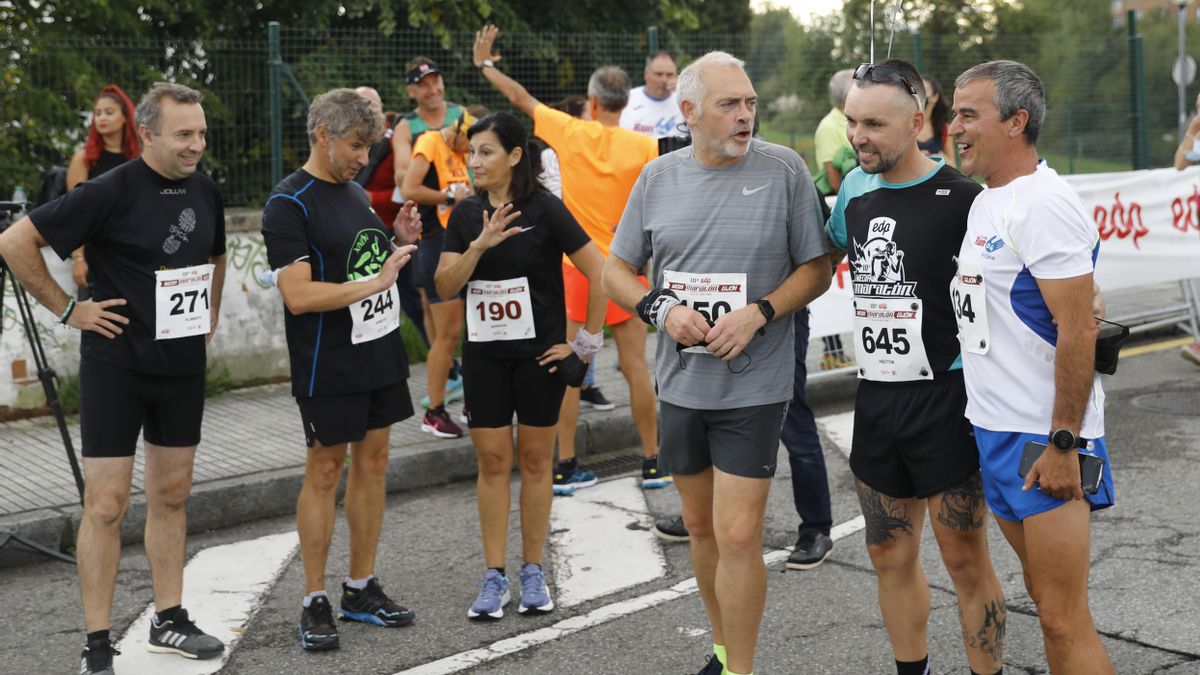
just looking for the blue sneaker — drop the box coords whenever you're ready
[553,464,598,496]
[642,455,673,490]
[467,569,510,621]
[517,563,555,615]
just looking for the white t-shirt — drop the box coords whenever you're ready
[540,147,562,198]
[619,86,686,139]
[956,161,1105,438]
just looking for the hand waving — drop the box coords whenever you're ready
[474,25,501,68]
[391,200,421,246]
[469,202,523,252]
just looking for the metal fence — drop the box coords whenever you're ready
[1,17,1193,207]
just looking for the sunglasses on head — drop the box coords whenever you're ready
[853,63,923,108]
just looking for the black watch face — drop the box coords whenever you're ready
[1052,430,1074,450]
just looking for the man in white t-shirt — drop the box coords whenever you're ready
[620,51,687,139]
[949,60,1115,674]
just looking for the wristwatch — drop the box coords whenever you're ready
[477,59,495,70]
[445,189,455,206]
[753,299,775,336]
[1050,428,1086,453]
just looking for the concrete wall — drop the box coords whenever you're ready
[1,209,288,412]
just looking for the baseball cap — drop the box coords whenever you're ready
[405,62,441,85]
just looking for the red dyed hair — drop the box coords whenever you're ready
[82,84,140,169]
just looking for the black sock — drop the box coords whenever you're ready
[155,604,182,624]
[557,458,577,473]
[896,656,928,675]
[489,566,506,577]
[971,669,1003,675]
[85,629,110,645]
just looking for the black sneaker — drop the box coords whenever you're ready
[642,455,672,490]
[340,578,415,627]
[579,386,615,411]
[147,608,224,660]
[299,595,340,652]
[653,515,690,542]
[697,653,724,675]
[786,530,833,570]
[80,641,119,675]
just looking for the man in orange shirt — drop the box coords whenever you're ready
[471,25,664,491]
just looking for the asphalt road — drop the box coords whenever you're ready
[2,344,1198,674]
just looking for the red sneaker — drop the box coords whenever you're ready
[421,406,463,438]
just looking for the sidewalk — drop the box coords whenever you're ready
[0,336,853,565]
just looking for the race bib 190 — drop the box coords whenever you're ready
[466,277,535,342]
[154,264,214,340]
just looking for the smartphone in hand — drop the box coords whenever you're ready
[1017,441,1103,495]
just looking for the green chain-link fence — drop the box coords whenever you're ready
[2,18,1192,207]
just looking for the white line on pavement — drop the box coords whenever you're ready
[395,517,866,675]
[114,530,299,674]
[817,410,855,459]
[550,477,666,608]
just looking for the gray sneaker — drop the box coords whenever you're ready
[468,569,511,621]
[786,531,833,570]
[653,515,690,542]
[517,563,555,615]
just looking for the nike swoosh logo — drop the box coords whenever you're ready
[742,184,770,196]
[519,226,536,233]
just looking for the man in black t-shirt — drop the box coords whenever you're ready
[825,59,1005,675]
[261,88,421,653]
[0,82,227,674]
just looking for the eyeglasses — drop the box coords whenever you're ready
[853,63,923,109]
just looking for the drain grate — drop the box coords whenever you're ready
[581,452,643,478]
[1130,391,1200,416]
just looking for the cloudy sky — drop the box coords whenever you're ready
[752,0,846,23]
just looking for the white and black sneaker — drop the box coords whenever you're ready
[147,608,224,660]
[299,595,340,652]
[80,641,119,675]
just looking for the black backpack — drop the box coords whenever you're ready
[37,165,68,206]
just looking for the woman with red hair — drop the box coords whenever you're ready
[65,84,140,292]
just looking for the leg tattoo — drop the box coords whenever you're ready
[937,472,986,532]
[961,598,1007,663]
[855,481,914,546]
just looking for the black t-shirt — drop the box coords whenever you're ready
[444,191,591,358]
[840,163,983,375]
[261,169,410,398]
[418,162,442,238]
[89,150,127,179]
[30,158,226,375]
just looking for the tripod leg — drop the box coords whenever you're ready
[0,531,76,564]
[8,274,86,505]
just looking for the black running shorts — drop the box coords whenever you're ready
[462,351,566,428]
[417,228,455,305]
[659,400,787,479]
[849,370,980,499]
[79,358,206,457]
[296,379,414,448]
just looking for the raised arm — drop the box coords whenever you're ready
[473,25,540,116]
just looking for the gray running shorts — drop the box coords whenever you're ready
[659,400,787,479]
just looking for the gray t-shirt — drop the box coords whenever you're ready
[611,139,827,409]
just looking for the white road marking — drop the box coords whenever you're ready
[817,410,855,458]
[550,477,665,608]
[114,530,298,674]
[395,518,865,675]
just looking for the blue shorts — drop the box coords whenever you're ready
[974,427,1115,522]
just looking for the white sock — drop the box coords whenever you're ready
[345,575,373,590]
[302,590,327,607]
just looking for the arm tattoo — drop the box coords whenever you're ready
[855,480,914,546]
[937,472,986,532]
[961,598,1006,663]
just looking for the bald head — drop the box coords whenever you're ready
[355,86,383,113]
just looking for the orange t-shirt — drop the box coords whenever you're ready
[412,129,470,228]
[533,104,657,263]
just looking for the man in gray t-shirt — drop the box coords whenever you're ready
[605,52,830,675]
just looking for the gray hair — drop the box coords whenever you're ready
[587,66,631,113]
[955,60,1046,146]
[306,88,385,146]
[828,69,854,109]
[676,51,746,118]
[135,82,203,135]
[645,50,676,70]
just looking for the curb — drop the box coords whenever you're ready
[0,370,856,568]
